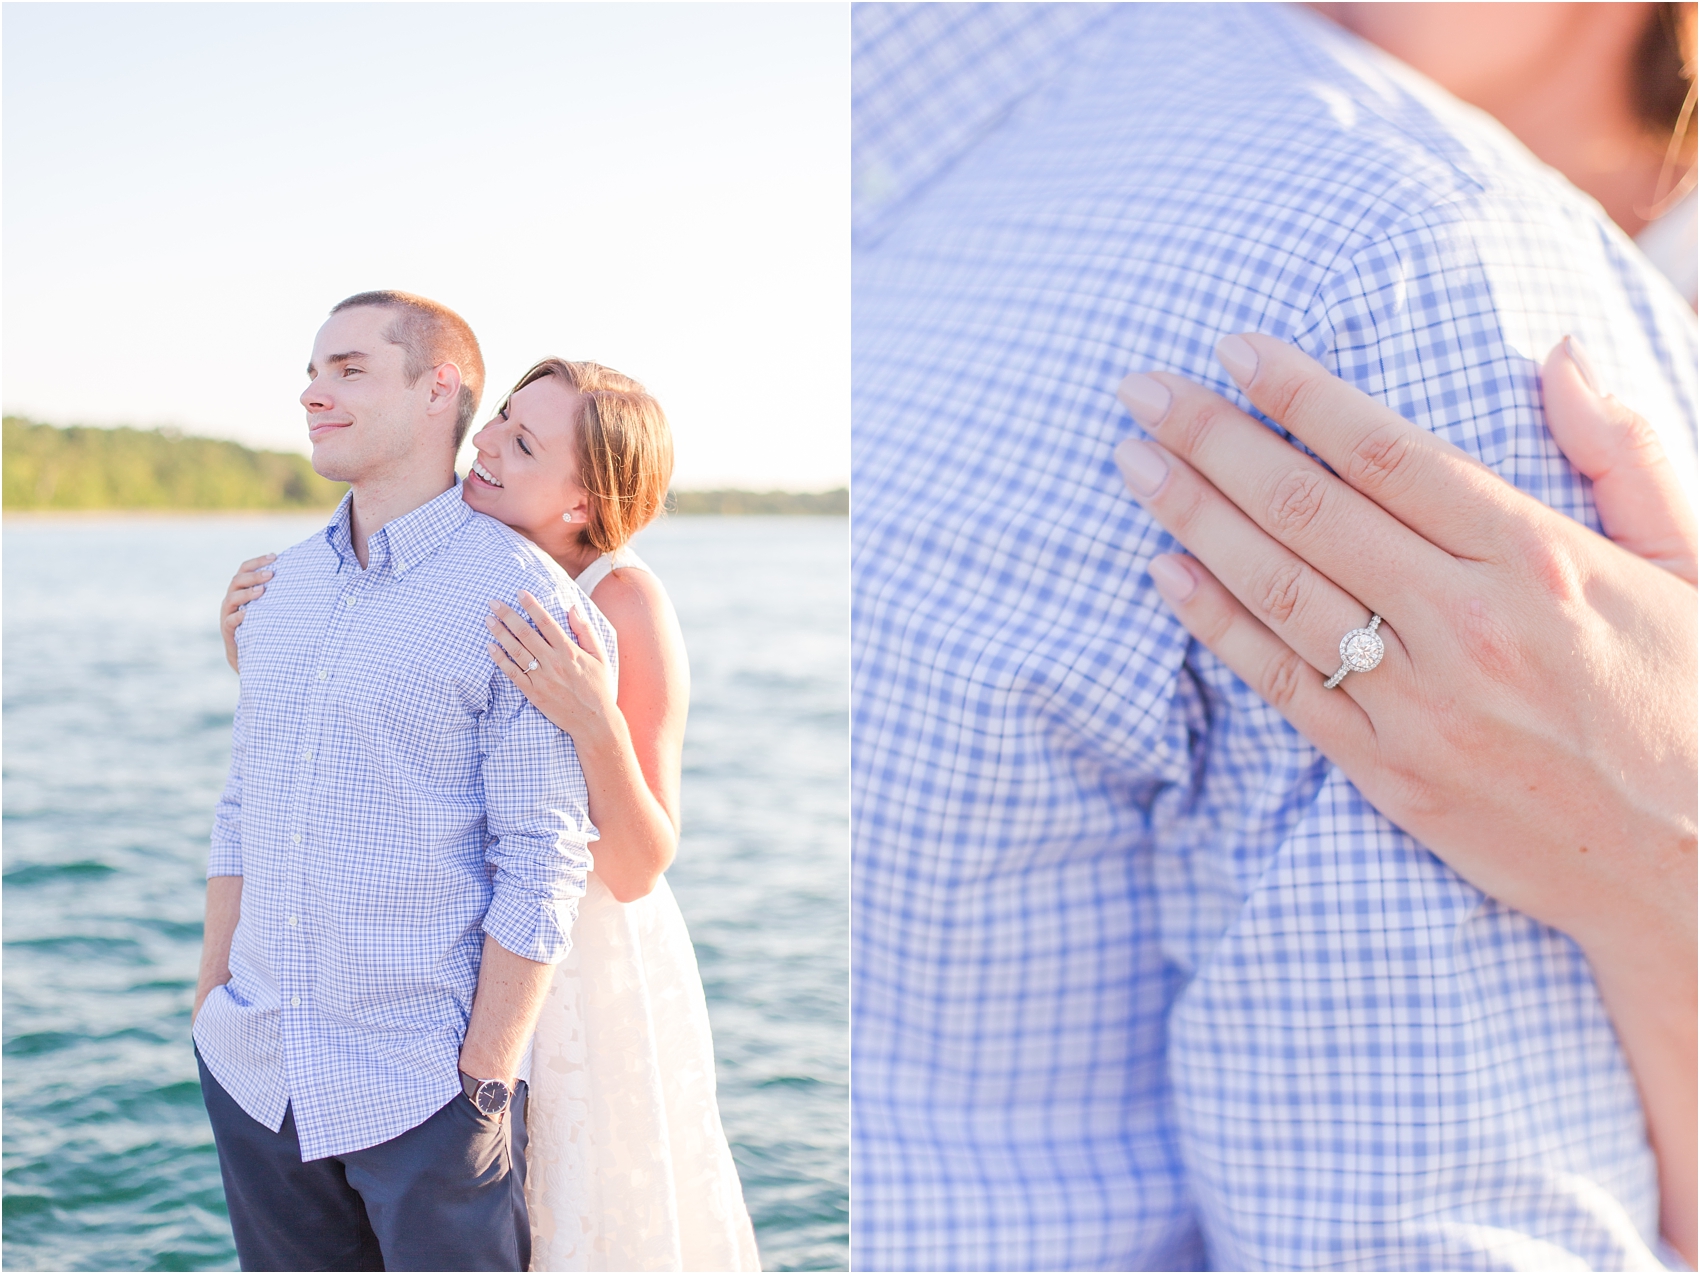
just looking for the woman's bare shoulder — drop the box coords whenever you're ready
[587,569,685,664]
[590,567,689,704]
[588,566,671,626]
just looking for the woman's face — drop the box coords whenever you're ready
[1313,3,1653,118]
[461,375,591,537]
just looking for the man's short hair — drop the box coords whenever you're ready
[330,291,486,448]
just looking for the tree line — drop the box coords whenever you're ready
[4,417,346,511]
[3,418,848,515]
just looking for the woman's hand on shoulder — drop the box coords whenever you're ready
[1115,331,1698,1265]
[1112,333,1696,961]
[486,590,620,746]
[219,554,276,673]
[489,569,688,903]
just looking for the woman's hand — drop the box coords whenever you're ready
[1113,332,1695,950]
[487,587,682,905]
[219,554,276,673]
[1539,336,1697,584]
[1114,332,1697,1263]
[486,592,621,749]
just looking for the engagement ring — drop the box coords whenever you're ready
[1323,615,1383,689]
[524,658,539,672]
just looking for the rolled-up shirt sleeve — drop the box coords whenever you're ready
[478,581,612,964]
[208,689,245,878]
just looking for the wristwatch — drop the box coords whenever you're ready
[460,1070,513,1118]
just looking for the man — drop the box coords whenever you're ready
[192,291,612,1270]
[851,4,1695,1270]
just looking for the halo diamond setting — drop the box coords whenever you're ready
[1324,614,1383,689]
[1339,626,1384,673]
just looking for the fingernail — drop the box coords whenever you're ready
[1148,554,1197,603]
[1116,373,1172,427]
[1564,335,1602,396]
[1215,334,1258,385]
[1114,439,1170,497]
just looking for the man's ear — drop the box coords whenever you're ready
[424,362,464,417]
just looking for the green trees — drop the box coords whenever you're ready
[2,417,850,514]
[3,418,347,511]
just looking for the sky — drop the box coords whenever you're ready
[3,3,847,490]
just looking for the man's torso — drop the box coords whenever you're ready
[195,486,604,1161]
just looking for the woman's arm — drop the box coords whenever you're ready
[219,553,276,673]
[1113,333,1696,1264]
[487,570,689,904]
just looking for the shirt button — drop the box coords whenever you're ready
[290,995,301,1007]
[343,596,355,607]
[317,669,328,681]
[287,915,298,927]
[290,833,301,845]
[300,749,313,762]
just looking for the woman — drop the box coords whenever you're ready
[1314,2,1698,304]
[1114,332,1696,1265]
[221,359,760,1272]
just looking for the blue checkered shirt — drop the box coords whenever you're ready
[194,484,613,1162]
[852,4,1697,1270]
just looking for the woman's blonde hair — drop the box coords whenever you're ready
[507,358,673,554]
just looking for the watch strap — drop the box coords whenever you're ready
[459,1071,511,1115]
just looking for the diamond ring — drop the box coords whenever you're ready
[524,658,539,673]
[1323,615,1383,689]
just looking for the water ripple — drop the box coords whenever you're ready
[3,514,847,1271]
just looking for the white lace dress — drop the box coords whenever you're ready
[525,548,761,1272]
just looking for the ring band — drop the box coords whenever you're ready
[1323,614,1384,689]
[524,658,539,672]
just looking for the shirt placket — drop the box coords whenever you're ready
[279,550,379,1117]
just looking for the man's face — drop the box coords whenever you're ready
[300,307,435,484]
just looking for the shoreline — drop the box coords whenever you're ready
[3,507,850,521]
[4,507,341,521]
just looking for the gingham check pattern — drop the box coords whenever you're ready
[851,5,1697,1270]
[194,484,613,1162]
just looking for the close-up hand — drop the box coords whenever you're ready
[218,554,276,673]
[1114,333,1698,1261]
[486,592,620,744]
[1113,333,1696,956]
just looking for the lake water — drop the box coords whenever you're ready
[2,513,848,1272]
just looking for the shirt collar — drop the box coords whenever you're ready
[321,481,473,577]
[323,491,356,567]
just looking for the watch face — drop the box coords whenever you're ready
[475,1080,509,1116]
